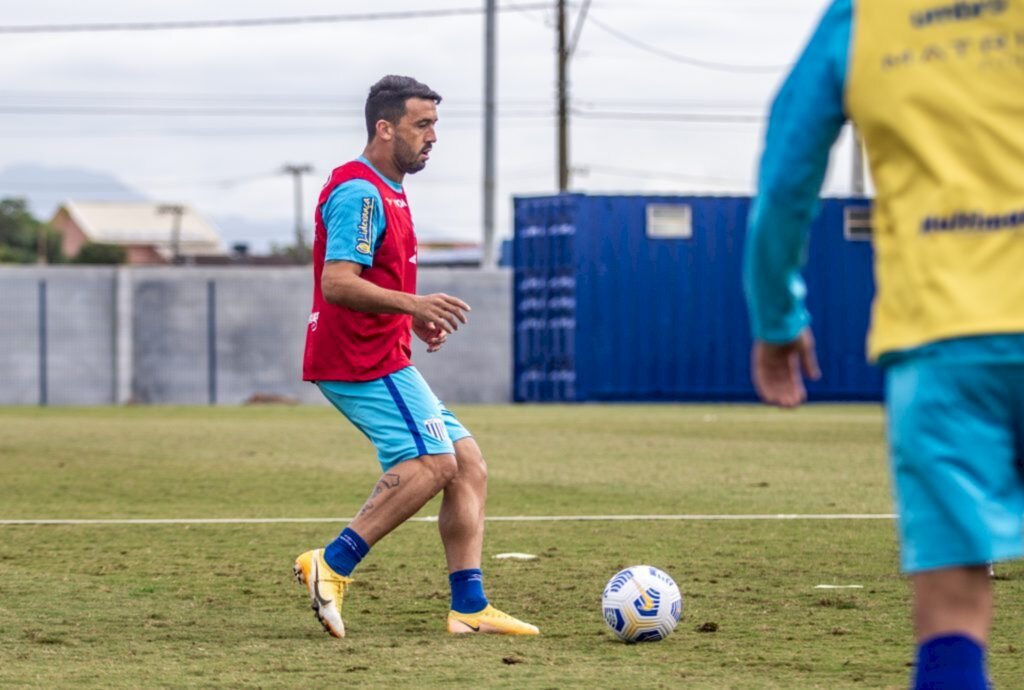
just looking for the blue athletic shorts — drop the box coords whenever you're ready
[886,359,1024,573]
[318,366,472,471]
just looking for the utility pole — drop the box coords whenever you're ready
[282,164,314,252]
[557,0,569,192]
[482,0,497,268]
[158,204,185,264]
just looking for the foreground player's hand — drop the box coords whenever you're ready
[411,293,470,334]
[751,328,821,409]
[412,318,448,353]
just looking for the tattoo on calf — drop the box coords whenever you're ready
[358,473,401,518]
[371,472,401,498]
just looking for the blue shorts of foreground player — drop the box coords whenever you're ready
[318,366,472,471]
[886,359,1024,573]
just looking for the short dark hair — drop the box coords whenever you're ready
[364,75,442,141]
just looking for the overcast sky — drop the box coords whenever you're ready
[0,0,856,252]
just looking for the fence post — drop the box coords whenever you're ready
[207,279,217,405]
[38,279,47,406]
[113,267,134,404]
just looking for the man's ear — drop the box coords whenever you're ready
[375,119,393,142]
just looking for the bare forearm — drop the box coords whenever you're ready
[321,262,469,332]
[322,271,416,315]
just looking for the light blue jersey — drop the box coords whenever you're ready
[322,156,403,266]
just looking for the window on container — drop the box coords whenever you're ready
[844,206,872,241]
[645,204,692,240]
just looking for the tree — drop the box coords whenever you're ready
[0,198,63,264]
[269,241,312,264]
[74,242,126,265]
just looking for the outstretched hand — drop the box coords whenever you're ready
[751,328,821,408]
[410,292,471,335]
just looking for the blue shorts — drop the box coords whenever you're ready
[886,359,1024,573]
[318,366,471,471]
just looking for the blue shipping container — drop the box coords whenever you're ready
[512,194,881,403]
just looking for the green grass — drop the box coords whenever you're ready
[0,404,1021,689]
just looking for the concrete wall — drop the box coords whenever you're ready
[0,268,43,405]
[415,269,512,404]
[0,266,117,405]
[0,266,512,405]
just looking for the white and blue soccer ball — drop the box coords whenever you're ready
[601,565,682,643]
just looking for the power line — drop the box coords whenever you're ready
[575,164,749,187]
[0,104,554,118]
[577,97,765,109]
[585,13,788,74]
[0,105,365,117]
[510,4,554,28]
[0,102,557,116]
[0,112,761,141]
[0,168,554,192]
[0,3,555,34]
[604,1,810,14]
[0,107,764,138]
[0,101,766,123]
[0,172,278,190]
[573,109,763,123]
[0,120,554,138]
[0,89,765,111]
[568,0,592,56]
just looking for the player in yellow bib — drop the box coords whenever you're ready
[744,2,1024,688]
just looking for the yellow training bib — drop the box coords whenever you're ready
[845,0,1024,359]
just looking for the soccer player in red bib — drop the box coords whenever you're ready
[293,75,538,638]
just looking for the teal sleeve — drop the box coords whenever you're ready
[322,179,386,266]
[744,0,852,343]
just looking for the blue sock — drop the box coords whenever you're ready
[449,568,488,614]
[913,634,987,690]
[323,527,369,577]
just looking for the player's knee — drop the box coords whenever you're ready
[462,453,488,485]
[425,453,459,487]
[455,441,487,481]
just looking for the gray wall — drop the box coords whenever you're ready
[415,269,511,404]
[0,266,511,405]
[0,268,42,405]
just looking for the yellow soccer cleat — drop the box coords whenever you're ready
[293,549,353,638]
[447,604,540,635]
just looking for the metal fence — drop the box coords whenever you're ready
[0,266,512,405]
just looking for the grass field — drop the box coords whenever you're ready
[1,404,1022,689]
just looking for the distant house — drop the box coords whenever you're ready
[51,201,226,265]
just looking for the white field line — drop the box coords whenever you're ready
[688,413,883,424]
[0,513,896,526]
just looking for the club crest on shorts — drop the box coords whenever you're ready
[423,417,448,442]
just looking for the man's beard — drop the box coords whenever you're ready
[395,137,428,174]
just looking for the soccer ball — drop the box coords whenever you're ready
[601,565,682,643]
